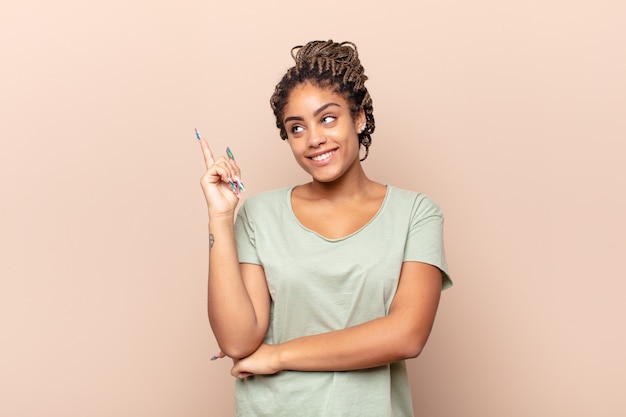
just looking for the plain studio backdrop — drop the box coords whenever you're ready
[1,1,625,416]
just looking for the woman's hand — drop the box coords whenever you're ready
[230,343,281,379]
[198,138,242,217]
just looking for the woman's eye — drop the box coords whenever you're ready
[322,115,336,124]
[291,125,304,134]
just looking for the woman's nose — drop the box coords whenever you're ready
[307,125,327,147]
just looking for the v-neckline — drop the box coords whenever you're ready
[287,185,390,242]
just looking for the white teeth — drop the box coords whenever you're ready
[311,151,334,161]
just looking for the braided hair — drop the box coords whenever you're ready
[270,40,375,161]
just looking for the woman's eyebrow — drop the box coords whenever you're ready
[284,102,341,124]
[313,102,340,116]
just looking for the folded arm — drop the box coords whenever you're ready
[231,261,442,378]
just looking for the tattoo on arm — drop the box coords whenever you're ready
[209,233,215,250]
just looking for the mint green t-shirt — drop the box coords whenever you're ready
[233,185,451,417]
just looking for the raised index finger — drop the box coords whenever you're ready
[196,128,215,168]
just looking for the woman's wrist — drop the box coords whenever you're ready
[208,211,236,222]
[272,343,287,372]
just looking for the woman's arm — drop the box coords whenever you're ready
[198,138,270,359]
[207,222,271,359]
[230,261,442,378]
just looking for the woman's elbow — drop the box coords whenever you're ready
[219,343,256,360]
[403,341,425,359]
[398,332,430,360]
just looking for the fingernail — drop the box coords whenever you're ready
[226,147,235,161]
[210,355,219,361]
[195,128,201,140]
[234,176,245,191]
[228,180,240,195]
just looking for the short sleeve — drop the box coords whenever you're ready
[234,201,262,265]
[403,195,453,290]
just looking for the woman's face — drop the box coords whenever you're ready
[282,82,365,183]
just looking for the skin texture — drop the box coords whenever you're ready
[200,82,443,379]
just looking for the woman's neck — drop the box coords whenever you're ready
[301,167,381,203]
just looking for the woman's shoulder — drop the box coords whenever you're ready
[386,186,443,216]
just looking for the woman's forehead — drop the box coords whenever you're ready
[284,83,347,111]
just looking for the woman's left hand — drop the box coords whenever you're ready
[230,343,281,379]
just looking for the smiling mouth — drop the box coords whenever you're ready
[310,150,336,162]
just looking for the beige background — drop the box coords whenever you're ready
[1,0,625,416]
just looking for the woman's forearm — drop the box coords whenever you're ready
[275,314,430,372]
[207,215,266,358]
[230,314,434,379]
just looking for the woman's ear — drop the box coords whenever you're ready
[355,109,366,133]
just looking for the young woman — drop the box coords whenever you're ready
[199,40,452,417]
